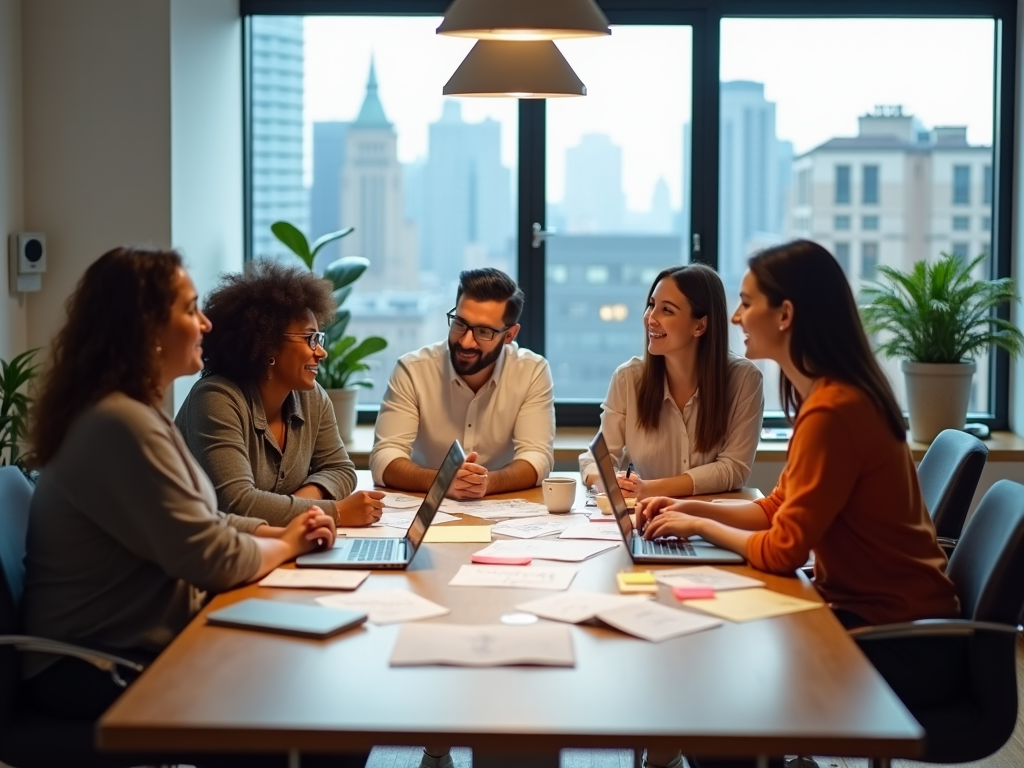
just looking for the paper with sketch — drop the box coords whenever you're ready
[317,589,449,625]
[381,493,423,509]
[439,499,549,519]
[559,523,621,541]
[336,527,406,539]
[375,511,459,529]
[449,564,578,590]
[515,591,650,624]
[492,515,580,539]
[259,568,370,590]
[653,566,766,592]
[681,588,822,622]
[596,601,723,642]
[390,622,575,667]
[472,538,619,562]
[423,525,492,543]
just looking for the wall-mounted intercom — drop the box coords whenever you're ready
[8,232,46,294]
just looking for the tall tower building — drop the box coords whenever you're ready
[250,16,307,259]
[310,121,350,270]
[421,101,511,283]
[340,59,417,289]
[564,134,626,233]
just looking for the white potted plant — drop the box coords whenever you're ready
[270,222,387,444]
[860,252,1023,442]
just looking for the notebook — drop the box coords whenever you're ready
[205,597,367,638]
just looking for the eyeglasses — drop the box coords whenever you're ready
[283,331,327,350]
[446,309,509,342]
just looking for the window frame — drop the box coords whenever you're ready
[241,0,1018,432]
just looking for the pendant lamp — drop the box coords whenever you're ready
[442,40,586,98]
[437,0,610,41]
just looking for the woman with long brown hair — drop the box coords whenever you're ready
[580,263,764,499]
[22,247,336,724]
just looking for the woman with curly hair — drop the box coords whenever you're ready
[23,247,335,721]
[175,258,384,527]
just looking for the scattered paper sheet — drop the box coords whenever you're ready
[375,511,460,529]
[449,564,578,590]
[653,566,766,592]
[317,589,450,625]
[596,601,723,642]
[423,525,492,543]
[681,588,822,623]
[473,539,619,563]
[492,515,580,539]
[381,493,423,509]
[515,591,650,624]
[259,568,370,590]
[336,527,406,539]
[587,512,617,523]
[439,499,549,519]
[390,623,575,667]
[559,523,621,541]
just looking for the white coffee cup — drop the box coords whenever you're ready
[542,477,577,514]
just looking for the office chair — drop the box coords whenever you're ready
[917,429,988,553]
[850,479,1024,764]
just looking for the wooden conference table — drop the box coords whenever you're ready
[98,472,922,766]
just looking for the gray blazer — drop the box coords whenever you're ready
[175,375,357,526]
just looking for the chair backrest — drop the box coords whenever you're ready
[917,428,988,541]
[947,480,1024,624]
[0,466,33,633]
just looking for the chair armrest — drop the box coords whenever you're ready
[936,536,957,556]
[0,634,146,687]
[849,618,1020,642]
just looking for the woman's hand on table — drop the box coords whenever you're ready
[335,490,386,527]
[281,508,337,554]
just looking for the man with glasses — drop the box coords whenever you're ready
[371,268,554,499]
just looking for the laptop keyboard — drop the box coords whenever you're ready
[346,538,397,562]
[638,538,697,557]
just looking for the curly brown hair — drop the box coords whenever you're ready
[200,258,336,384]
[30,247,183,467]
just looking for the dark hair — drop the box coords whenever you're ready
[200,258,336,383]
[636,263,731,453]
[456,268,525,327]
[31,247,183,467]
[748,239,906,441]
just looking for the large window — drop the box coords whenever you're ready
[243,2,1015,429]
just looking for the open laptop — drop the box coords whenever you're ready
[296,440,466,570]
[589,432,744,564]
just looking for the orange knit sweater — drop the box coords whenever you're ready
[747,379,960,626]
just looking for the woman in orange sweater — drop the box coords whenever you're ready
[637,239,960,768]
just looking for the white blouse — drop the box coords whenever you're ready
[579,356,764,495]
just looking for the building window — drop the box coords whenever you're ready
[861,242,879,280]
[585,265,610,284]
[834,242,850,273]
[951,242,970,263]
[796,167,811,205]
[952,216,970,231]
[834,215,850,230]
[835,165,851,204]
[862,215,879,231]
[953,165,971,205]
[983,164,992,205]
[982,216,991,230]
[862,165,879,204]
[548,264,568,284]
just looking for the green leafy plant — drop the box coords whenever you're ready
[270,222,388,389]
[0,349,40,473]
[860,252,1024,363]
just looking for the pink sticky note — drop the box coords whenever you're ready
[470,554,533,566]
[672,586,716,600]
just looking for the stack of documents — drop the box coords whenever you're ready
[449,564,579,590]
[390,623,575,667]
[472,539,618,562]
[492,515,582,539]
[317,589,450,625]
[439,499,549,519]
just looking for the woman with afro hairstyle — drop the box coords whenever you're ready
[175,258,385,528]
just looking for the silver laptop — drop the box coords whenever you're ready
[296,440,466,570]
[589,432,744,564]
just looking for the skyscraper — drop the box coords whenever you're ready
[250,16,306,260]
[564,134,626,233]
[310,121,350,270]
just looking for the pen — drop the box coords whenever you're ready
[626,462,634,480]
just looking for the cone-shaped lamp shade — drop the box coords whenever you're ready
[437,0,610,40]
[443,40,586,98]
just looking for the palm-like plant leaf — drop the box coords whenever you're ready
[0,348,40,473]
[310,227,354,262]
[270,221,312,268]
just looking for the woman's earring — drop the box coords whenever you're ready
[267,357,275,381]
[156,344,163,354]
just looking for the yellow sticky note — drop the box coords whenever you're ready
[616,572,658,594]
[423,525,492,543]
[681,588,822,623]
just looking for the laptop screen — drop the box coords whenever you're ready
[405,440,466,552]
[588,432,635,543]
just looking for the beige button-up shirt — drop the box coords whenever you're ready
[579,356,764,495]
[371,341,555,485]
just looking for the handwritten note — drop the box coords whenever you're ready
[376,511,460,529]
[390,623,575,667]
[439,499,549,519]
[492,515,581,539]
[681,588,822,623]
[596,601,723,642]
[653,566,766,592]
[317,589,449,625]
[448,564,578,590]
[472,539,619,563]
[515,591,650,624]
[259,568,370,590]
[559,523,621,541]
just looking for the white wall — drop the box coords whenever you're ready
[170,0,244,408]
[0,0,27,361]
[1013,1,1024,438]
